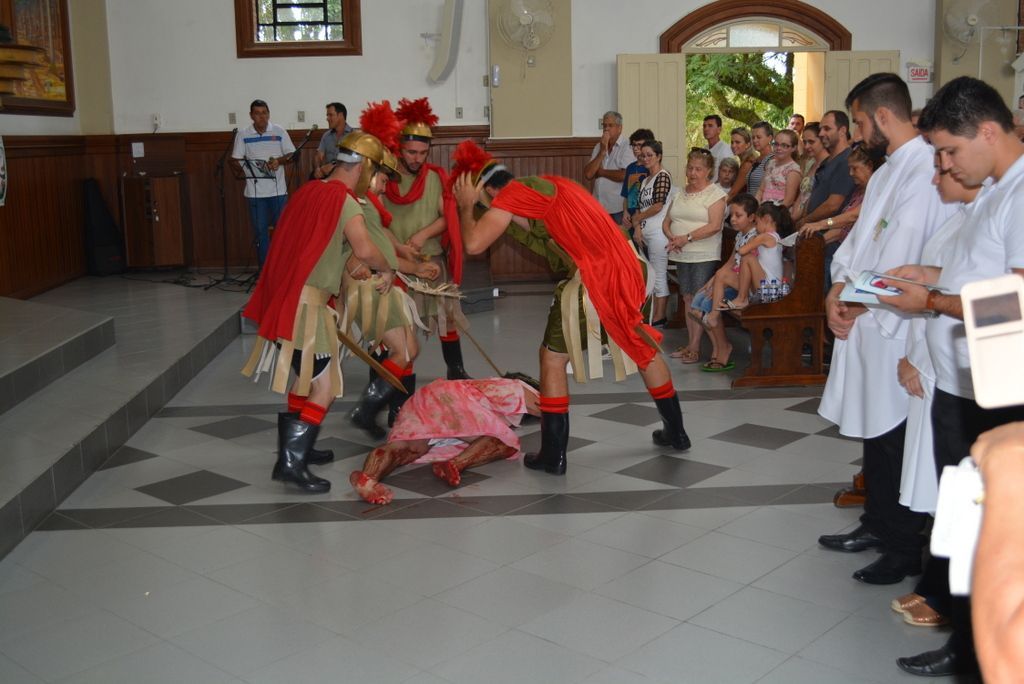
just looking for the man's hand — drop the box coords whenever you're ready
[267,157,280,171]
[826,295,864,339]
[600,129,612,155]
[348,260,371,281]
[414,262,440,280]
[876,280,930,313]
[897,356,924,398]
[971,422,1024,471]
[406,232,427,251]
[314,163,333,179]
[374,270,395,294]
[453,172,484,211]
[395,243,421,262]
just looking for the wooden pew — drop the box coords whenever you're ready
[726,234,828,388]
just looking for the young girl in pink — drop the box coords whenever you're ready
[719,202,791,310]
[755,129,802,210]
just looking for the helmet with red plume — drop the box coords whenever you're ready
[396,97,439,142]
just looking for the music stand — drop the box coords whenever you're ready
[231,159,275,293]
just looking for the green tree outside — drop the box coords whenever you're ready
[685,52,795,148]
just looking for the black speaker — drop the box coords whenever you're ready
[83,178,125,276]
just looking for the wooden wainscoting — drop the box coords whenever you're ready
[0,127,599,297]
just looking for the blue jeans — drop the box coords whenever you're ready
[609,211,623,226]
[247,195,288,267]
[692,287,738,314]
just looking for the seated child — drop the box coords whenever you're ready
[716,201,790,313]
[689,193,758,328]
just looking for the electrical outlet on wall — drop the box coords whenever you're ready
[455,106,463,119]
[228,112,237,125]
[297,111,305,122]
[152,113,161,131]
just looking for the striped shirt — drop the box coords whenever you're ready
[232,122,295,198]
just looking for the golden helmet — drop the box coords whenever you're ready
[336,130,385,195]
[380,148,400,179]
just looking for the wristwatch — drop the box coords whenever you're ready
[686,234,693,243]
[925,289,942,317]
[826,217,834,228]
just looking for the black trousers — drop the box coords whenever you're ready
[860,420,929,556]
[919,389,1024,663]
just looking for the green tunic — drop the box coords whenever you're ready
[501,177,645,354]
[384,169,444,257]
[288,194,363,354]
[341,197,413,341]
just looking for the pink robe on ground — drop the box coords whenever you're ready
[386,378,536,463]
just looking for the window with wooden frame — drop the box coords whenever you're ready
[234,0,361,58]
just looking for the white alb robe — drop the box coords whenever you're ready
[819,136,956,439]
[899,205,969,513]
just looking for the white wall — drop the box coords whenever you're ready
[5,0,936,136]
[570,0,937,135]
[105,0,490,133]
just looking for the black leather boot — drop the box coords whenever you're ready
[388,373,416,427]
[348,375,398,440]
[441,338,471,380]
[524,411,569,475]
[652,394,691,451]
[279,412,334,465]
[272,415,331,493]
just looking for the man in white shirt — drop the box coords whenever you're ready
[232,99,295,268]
[816,74,955,587]
[583,111,633,224]
[873,76,1024,679]
[703,114,733,181]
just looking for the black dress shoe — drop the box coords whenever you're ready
[852,552,922,585]
[818,524,883,553]
[896,643,969,677]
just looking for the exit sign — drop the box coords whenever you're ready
[908,64,932,83]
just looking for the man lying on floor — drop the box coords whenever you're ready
[350,377,541,504]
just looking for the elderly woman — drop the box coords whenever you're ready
[798,144,882,291]
[664,148,727,364]
[631,140,674,327]
[727,127,756,199]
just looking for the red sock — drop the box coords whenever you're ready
[381,358,406,379]
[439,332,459,343]
[287,392,306,413]
[401,364,415,377]
[299,401,328,425]
[648,381,676,400]
[539,395,570,414]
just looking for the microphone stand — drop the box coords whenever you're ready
[288,125,318,193]
[206,128,239,290]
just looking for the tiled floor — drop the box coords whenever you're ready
[0,289,960,683]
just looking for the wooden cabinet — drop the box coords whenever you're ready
[121,175,185,268]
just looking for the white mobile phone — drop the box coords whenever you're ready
[962,274,1024,409]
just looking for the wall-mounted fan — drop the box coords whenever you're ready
[943,0,995,62]
[497,0,555,53]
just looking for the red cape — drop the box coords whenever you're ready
[491,177,661,369]
[383,163,463,284]
[242,180,355,342]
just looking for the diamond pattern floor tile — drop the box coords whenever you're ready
[135,470,249,505]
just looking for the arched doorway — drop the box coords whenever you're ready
[657,0,854,144]
[659,0,851,53]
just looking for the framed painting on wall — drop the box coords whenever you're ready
[0,0,74,116]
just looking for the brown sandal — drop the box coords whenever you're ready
[903,601,949,628]
[677,349,701,364]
